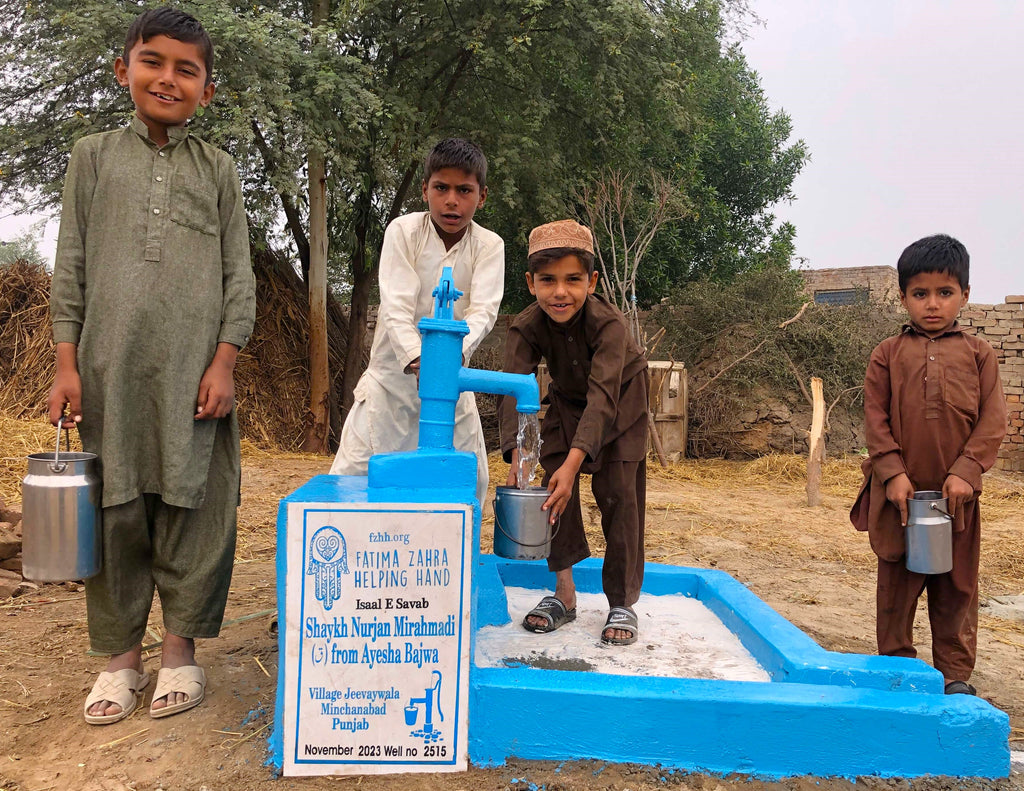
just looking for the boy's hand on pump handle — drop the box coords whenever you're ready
[885,470,973,526]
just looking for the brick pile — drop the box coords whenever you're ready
[959,296,1024,472]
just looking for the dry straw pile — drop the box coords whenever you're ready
[0,252,338,452]
[0,260,54,418]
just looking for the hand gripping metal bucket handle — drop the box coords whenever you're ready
[50,422,72,474]
[492,499,561,548]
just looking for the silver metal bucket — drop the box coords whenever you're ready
[492,486,557,561]
[905,490,952,575]
[21,425,102,582]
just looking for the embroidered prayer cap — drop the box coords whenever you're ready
[528,219,594,257]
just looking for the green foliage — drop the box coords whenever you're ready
[0,0,807,323]
[652,268,904,455]
[0,0,372,248]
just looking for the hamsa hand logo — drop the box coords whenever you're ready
[306,526,349,610]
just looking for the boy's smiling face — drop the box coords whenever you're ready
[900,270,969,336]
[422,167,486,247]
[526,253,599,324]
[115,34,214,146]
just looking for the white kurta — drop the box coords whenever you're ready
[331,212,505,503]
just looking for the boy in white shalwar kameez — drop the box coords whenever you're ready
[330,139,504,504]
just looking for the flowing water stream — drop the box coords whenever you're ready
[515,412,542,490]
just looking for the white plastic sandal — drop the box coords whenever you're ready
[84,667,150,725]
[149,665,206,719]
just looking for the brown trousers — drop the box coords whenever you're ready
[540,455,646,609]
[85,417,239,654]
[876,515,980,682]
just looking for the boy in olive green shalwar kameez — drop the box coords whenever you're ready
[48,7,255,725]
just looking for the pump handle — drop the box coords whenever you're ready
[432,266,463,320]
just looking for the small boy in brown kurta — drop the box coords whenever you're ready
[499,220,648,645]
[851,234,1006,695]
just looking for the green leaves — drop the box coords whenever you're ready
[0,0,805,305]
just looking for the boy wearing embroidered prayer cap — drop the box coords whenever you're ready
[498,220,649,645]
[48,6,255,724]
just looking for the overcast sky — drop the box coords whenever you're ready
[741,0,1024,305]
[4,2,1023,305]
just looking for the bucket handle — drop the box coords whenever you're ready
[50,422,71,474]
[492,500,561,548]
[930,502,952,519]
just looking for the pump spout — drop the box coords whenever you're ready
[458,368,539,414]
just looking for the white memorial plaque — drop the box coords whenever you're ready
[282,502,472,776]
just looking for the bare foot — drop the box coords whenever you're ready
[601,606,638,644]
[525,568,576,630]
[602,626,633,641]
[150,632,196,711]
[87,645,144,719]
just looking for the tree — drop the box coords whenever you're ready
[0,0,806,445]
[303,0,332,453]
[636,45,809,300]
[0,222,47,268]
[575,168,689,346]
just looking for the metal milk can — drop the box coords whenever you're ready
[21,424,102,581]
[905,490,952,575]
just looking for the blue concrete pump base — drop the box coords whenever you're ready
[470,557,1010,779]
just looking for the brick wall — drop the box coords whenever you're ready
[958,296,1024,472]
[801,266,901,305]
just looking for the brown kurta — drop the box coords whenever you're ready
[851,323,1006,558]
[851,322,1006,680]
[499,294,648,465]
[499,294,649,606]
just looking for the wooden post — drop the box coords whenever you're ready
[806,377,825,507]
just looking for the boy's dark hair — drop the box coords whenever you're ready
[527,247,596,276]
[423,138,487,189]
[123,6,215,83]
[897,234,970,292]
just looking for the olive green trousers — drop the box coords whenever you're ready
[85,417,239,654]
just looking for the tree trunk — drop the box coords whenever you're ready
[302,149,330,453]
[301,0,332,454]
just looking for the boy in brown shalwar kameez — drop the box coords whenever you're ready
[851,234,1006,695]
[48,7,255,724]
[499,220,648,645]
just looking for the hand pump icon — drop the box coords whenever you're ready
[405,671,444,743]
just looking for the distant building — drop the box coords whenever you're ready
[800,266,900,306]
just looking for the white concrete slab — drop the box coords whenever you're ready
[475,587,770,682]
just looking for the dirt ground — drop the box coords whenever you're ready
[2,448,1023,791]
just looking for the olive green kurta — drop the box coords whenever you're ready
[50,118,255,508]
